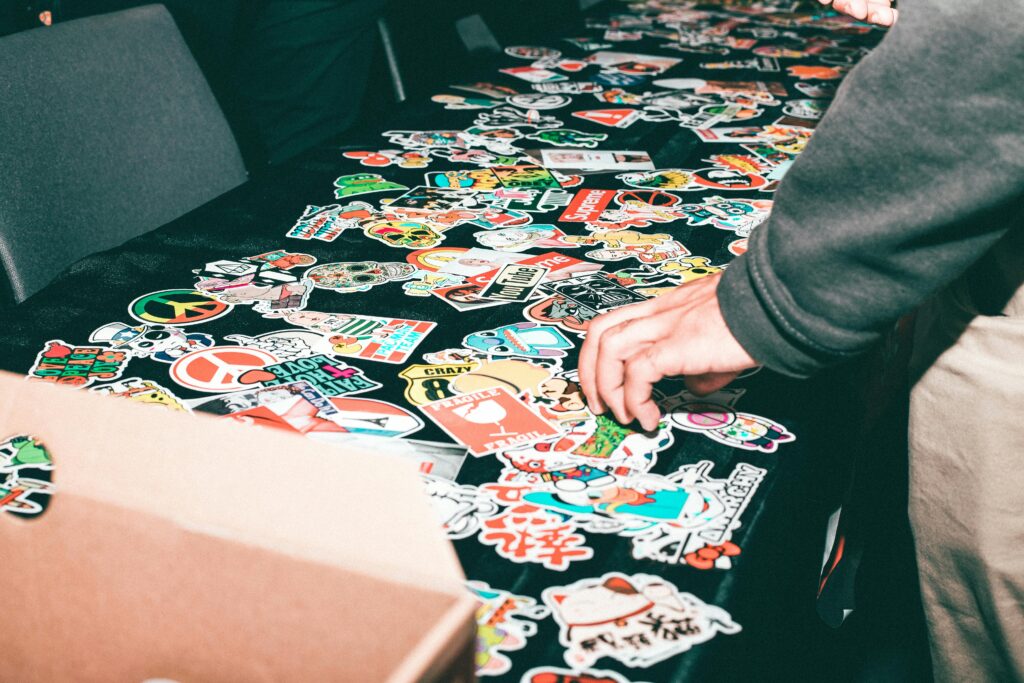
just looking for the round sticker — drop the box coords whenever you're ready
[170,346,279,393]
[691,168,768,191]
[505,46,561,60]
[615,189,682,208]
[506,93,572,110]
[128,289,232,327]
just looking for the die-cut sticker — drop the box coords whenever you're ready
[28,340,130,388]
[543,573,740,668]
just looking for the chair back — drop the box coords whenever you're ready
[0,4,246,305]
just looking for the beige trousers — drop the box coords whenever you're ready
[909,238,1024,682]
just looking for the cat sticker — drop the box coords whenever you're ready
[543,573,740,668]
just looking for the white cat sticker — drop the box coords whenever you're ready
[542,573,739,668]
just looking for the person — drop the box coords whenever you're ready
[578,0,1024,680]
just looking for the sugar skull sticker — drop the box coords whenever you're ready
[305,261,416,294]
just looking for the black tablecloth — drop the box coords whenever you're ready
[0,3,887,680]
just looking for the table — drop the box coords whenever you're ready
[0,2,887,679]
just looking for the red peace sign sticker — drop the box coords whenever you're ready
[170,346,279,393]
[129,289,232,327]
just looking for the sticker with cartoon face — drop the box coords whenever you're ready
[617,169,695,190]
[525,128,609,148]
[332,173,407,198]
[381,130,464,150]
[525,295,598,336]
[463,322,574,358]
[542,573,740,669]
[690,167,768,191]
[475,225,576,253]
[305,261,415,294]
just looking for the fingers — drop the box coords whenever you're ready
[684,371,742,397]
[832,0,869,20]
[595,311,679,422]
[622,346,668,432]
[578,297,664,414]
[831,0,897,25]
[868,5,897,25]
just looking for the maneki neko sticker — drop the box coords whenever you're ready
[542,573,740,669]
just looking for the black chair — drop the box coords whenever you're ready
[0,4,246,306]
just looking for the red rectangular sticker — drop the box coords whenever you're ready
[559,189,617,222]
[420,386,559,456]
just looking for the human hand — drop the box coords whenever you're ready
[577,273,757,432]
[819,0,898,26]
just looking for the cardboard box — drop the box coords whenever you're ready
[0,370,478,682]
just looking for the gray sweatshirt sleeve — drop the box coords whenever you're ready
[716,0,1024,377]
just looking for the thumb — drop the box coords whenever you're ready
[684,371,742,396]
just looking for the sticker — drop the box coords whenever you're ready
[431,93,502,110]
[89,321,212,363]
[333,173,407,198]
[342,149,431,168]
[463,322,574,358]
[420,386,559,456]
[539,273,648,312]
[425,169,502,191]
[530,150,655,173]
[0,435,53,518]
[241,354,381,397]
[451,358,555,397]
[362,218,445,249]
[524,128,608,148]
[225,327,338,361]
[286,202,375,242]
[478,497,594,571]
[693,126,774,143]
[586,51,680,74]
[324,396,424,438]
[303,314,434,364]
[590,71,649,87]
[500,66,567,83]
[622,461,765,568]
[617,169,694,190]
[424,477,499,539]
[473,107,564,130]
[305,261,416,294]
[506,93,572,110]
[28,340,130,387]
[491,164,562,190]
[520,667,651,683]
[793,81,836,98]
[690,167,768,191]
[701,56,780,72]
[505,45,562,60]
[128,289,232,327]
[188,381,347,437]
[452,82,521,99]
[787,65,844,80]
[560,189,617,222]
[430,282,508,312]
[662,388,795,453]
[399,363,478,406]
[543,573,740,668]
[490,187,574,214]
[382,130,463,150]
[469,581,550,678]
[728,237,748,255]
[479,263,550,302]
[782,98,827,120]
[572,108,641,128]
[533,81,605,94]
[475,225,576,253]
[525,295,598,335]
[91,377,188,412]
[169,346,280,394]
[385,186,480,211]
[569,230,689,264]
[656,256,724,283]
[676,196,771,236]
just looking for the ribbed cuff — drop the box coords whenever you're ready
[717,231,832,378]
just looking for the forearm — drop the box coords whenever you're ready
[718,0,1024,376]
